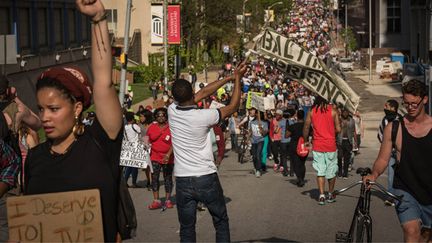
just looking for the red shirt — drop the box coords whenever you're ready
[147,122,173,164]
[311,105,337,152]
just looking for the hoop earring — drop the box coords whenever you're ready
[72,116,84,136]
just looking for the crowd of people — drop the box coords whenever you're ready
[0,0,431,242]
[276,0,333,59]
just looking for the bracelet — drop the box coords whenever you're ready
[91,11,108,25]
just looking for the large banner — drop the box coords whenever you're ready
[151,5,163,44]
[253,29,360,113]
[167,5,181,44]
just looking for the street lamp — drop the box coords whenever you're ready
[265,1,283,27]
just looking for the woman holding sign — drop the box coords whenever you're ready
[24,0,123,241]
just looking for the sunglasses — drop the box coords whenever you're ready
[156,113,167,118]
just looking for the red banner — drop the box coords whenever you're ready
[168,5,181,44]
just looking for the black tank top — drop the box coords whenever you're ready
[393,120,432,205]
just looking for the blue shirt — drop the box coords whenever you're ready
[249,119,268,144]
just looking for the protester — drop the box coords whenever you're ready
[228,111,240,152]
[137,108,154,189]
[147,108,174,210]
[0,140,20,242]
[303,96,341,205]
[377,99,401,206]
[286,110,307,186]
[336,108,356,179]
[364,80,432,242]
[249,108,269,178]
[123,111,141,188]
[24,0,123,241]
[168,62,246,242]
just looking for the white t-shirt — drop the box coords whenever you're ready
[168,103,220,177]
[124,124,141,142]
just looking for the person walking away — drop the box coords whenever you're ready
[228,112,240,152]
[270,110,283,172]
[168,62,247,242]
[336,108,355,179]
[25,1,124,240]
[249,108,268,178]
[286,110,307,186]
[364,80,432,242]
[303,96,341,205]
[377,99,401,206]
[123,112,141,188]
[147,108,174,210]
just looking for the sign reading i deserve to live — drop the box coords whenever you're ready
[7,189,104,242]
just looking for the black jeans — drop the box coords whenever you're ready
[289,147,307,181]
[176,173,230,242]
[271,140,282,165]
[338,140,353,177]
[151,162,174,193]
[280,142,290,174]
[251,142,264,171]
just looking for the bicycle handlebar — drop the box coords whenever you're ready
[333,181,403,202]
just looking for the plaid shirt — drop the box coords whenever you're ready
[0,139,20,189]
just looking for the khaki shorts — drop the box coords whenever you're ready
[312,151,338,179]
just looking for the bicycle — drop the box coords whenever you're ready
[334,167,403,243]
[237,127,251,164]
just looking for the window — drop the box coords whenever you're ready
[0,8,10,35]
[38,9,48,47]
[18,8,31,50]
[387,0,401,33]
[107,9,118,35]
[68,9,76,44]
[54,8,63,46]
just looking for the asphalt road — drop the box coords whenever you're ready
[126,72,405,242]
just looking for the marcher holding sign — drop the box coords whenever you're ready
[23,0,123,242]
[122,112,142,188]
[146,108,174,210]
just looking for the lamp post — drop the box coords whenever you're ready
[265,1,283,27]
[345,1,348,57]
[368,0,372,83]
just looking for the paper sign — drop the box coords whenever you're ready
[120,141,151,169]
[251,93,265,112]
[264,97,275,110]
[209,101,226,109]
[7,189,104,242]
[246,92,263,109]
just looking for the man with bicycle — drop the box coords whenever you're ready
[365,80,432,242]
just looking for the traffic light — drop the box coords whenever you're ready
[112,46,122,57]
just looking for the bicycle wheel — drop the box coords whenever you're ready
[354,216,368,242]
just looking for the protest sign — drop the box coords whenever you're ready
[264,97,275,110]
[120,141,151,169]
[251,93,265,112]
[246,92,263,109]
[7,189,103,242]
[209,100,226,109]
[253,29,360,113]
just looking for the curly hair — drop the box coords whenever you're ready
[402,79,427,98]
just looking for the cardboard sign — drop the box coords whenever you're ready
[245,92,263,109]
[7,189,104,242]
[120,141,151,169]
[251,93,265,112]
[209,101,226,109]
[254,29,360,113]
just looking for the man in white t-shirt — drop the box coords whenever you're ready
[168,62,246,242]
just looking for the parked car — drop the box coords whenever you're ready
[339,58,354,71]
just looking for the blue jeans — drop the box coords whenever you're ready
[176,173,230,242]
[252,141,264,171]
[124,166,138,185]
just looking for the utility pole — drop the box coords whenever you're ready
[163,0,168,91]
[368,0,372,83]
[119,0,132,105]
[345,2,348,57]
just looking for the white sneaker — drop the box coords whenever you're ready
[255,170,261,178]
